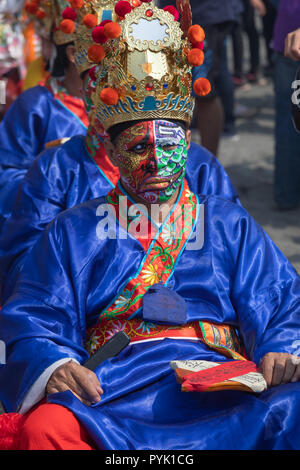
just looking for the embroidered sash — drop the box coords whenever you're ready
[86,181,246,361]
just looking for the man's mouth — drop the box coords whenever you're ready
[138,169,183,193]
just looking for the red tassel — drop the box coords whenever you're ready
[0,413,25,451]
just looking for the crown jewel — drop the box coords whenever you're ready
[57,0,211,130]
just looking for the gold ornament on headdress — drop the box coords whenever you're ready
[57,0,211,130]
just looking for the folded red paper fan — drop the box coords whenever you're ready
[170,360,267,393]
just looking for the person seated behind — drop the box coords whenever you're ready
[0,0,88,228]
[0,1,299,451]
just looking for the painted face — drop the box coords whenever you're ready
[114,120,188,203]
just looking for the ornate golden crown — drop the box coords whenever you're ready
[24,0,76,44]
[57,0,211,130]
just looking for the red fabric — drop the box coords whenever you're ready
[17,403,95,450]
[0,413,25,450]
[0,402,95,450]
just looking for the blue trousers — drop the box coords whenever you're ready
[274,53,300,208]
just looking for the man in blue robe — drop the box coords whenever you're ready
[1,2,299,451]
[0,1,88,228]
[0,117,299,450]
[0,68,88,228]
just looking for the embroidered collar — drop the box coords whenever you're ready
[45,77,89,128]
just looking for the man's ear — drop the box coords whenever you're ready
[185,130,191,150]
[65,45,76,64]
[103,136,119,168]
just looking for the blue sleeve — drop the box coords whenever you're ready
[0,217,88,412]
[223,202,300,363]
[0,87,52,170]
[0,168,27,229]
[0,87,52,227]
[0,85,86,167]
[0,147,68,304]
[0,86,87,228]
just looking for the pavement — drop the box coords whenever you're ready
[192,76,300,275]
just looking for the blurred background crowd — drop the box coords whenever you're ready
[0,0,299,272]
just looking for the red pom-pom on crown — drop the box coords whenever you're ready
[88,44,106,63]
[187,49,204,67]
[100,88,120,105]
[163,6,179,21]
[92,26,108,44]
[24,2,39,14]
[60,19,75,34]
[68,0,83,9]
[62,7,77,21]
[115,1,132,18]
[103,22,122,39]
[193,78,211,96]
[100,19,112,27]
[36,8,46,19]
[188,25,205,45]
[193,42,204,50]
[83,14,98,29]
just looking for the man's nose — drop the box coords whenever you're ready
[145,153,158,172]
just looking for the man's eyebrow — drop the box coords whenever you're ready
[126,135,149,148]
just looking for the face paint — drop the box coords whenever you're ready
[115,120,188,203]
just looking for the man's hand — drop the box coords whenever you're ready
[46,360,103,406]
[250,0,267,16]
[285,28,300,61]
[259,353,300,387]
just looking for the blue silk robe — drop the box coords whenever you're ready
[0,85,87,228]
[0,183,299,450]
[0,136,239,304]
